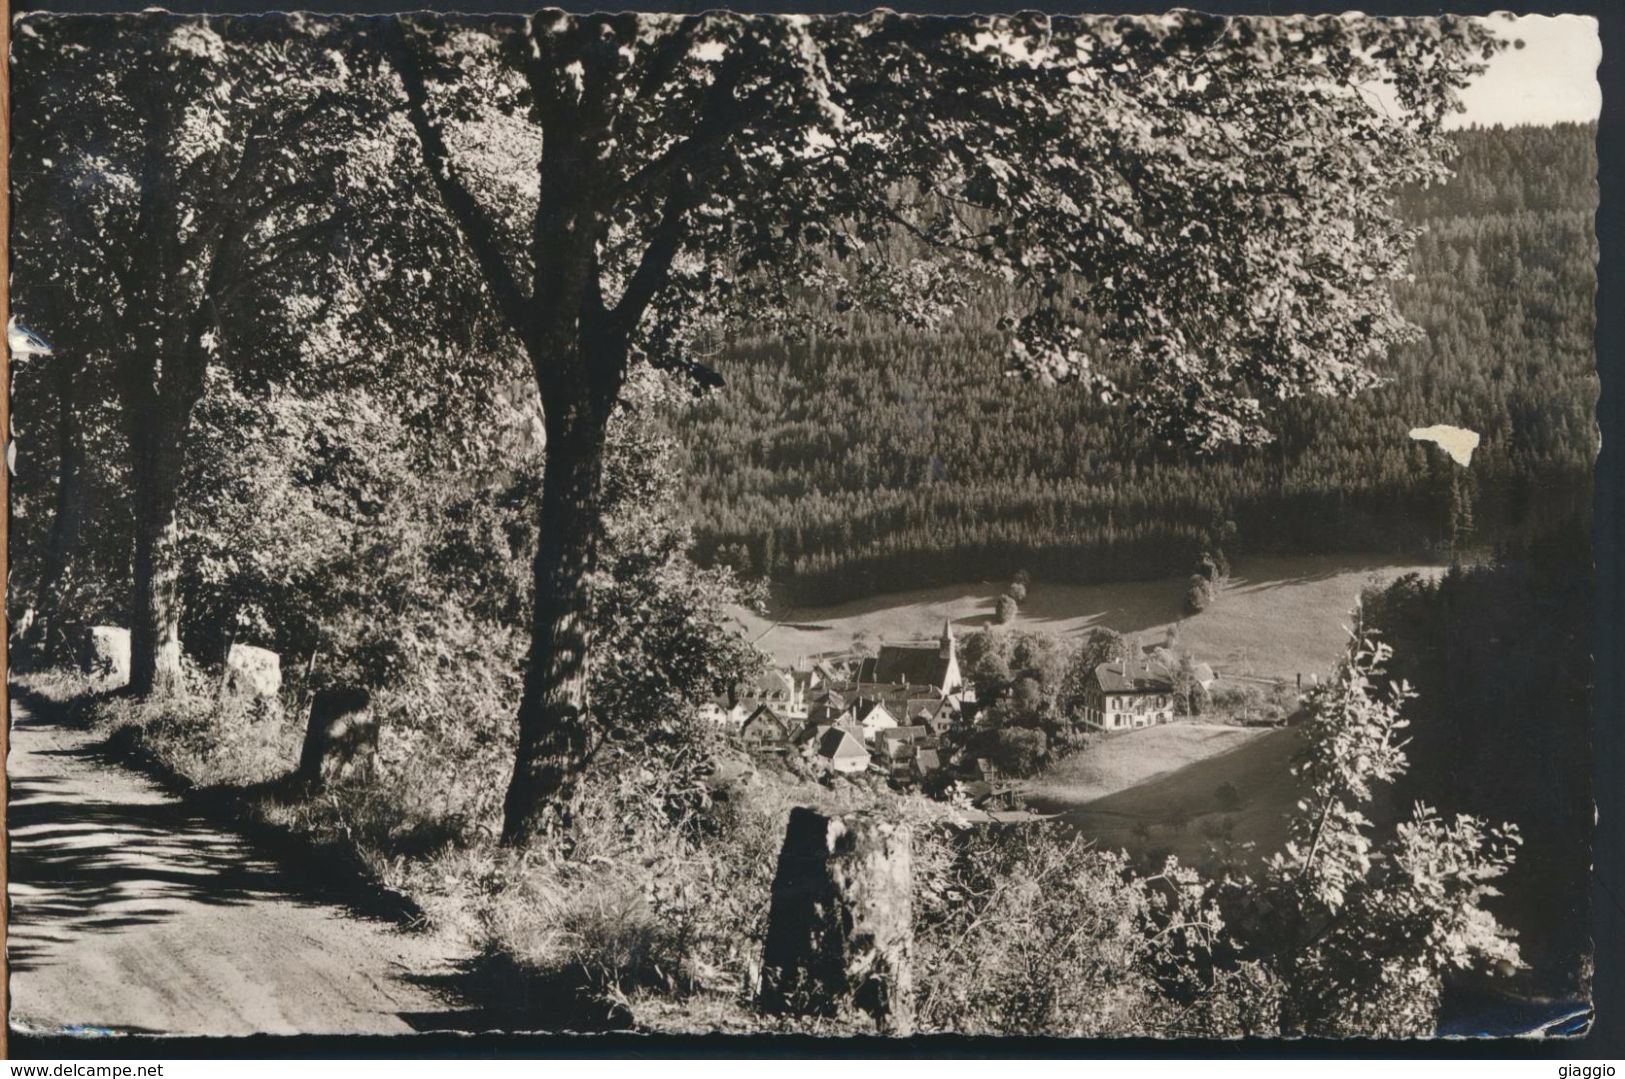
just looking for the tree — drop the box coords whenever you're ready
[1446,468,1477,556]
[999,727,1047,777]
[994,594,1020,625]
[1080,627,1128,671]
[1172,652,1203,716]
[1185,575,1214,614]
[382,11,1500,843]
[1011,676,1046,717]
[11,15,439,695]
[1254,632,1521,1036]
[974,726,1047,778]
[961,627,1012,700]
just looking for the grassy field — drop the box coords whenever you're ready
[735,554,1442,683]
[1020,723,1306,871]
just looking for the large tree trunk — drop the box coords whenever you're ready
[498,68,631,844]
[500,398,614,845]
[123,336,205,699]
[390,26,661,844]
[127,453,186,698]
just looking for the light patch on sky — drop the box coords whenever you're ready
[1451,14,1600,128]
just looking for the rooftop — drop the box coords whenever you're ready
[1093,661,1175,694]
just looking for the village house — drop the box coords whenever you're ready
[749,668,807,718]
[1147,647,1218,691]
[699,691,763,732]
[874,725,937,776]
[791,720,830,756]
[903,693,961,738]
[697,696,730,727]
[728,697,761,729]
[1081,659,1176,730]
[805,686,850,724]
[850,699,900,744]
[739,705,792,752]
[812,659,848,683]
[789,666,821,703]
[815,726,871,775]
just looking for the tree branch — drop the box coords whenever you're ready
[383,20,532,338]
[609,43,755,337]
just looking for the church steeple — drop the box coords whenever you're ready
[939,619,956,660]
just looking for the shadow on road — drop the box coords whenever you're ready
[7,711,302,975]
[394,953,629,1034]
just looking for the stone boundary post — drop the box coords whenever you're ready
[760,806,914,1034]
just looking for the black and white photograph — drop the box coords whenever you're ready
[2,4,1606,1047]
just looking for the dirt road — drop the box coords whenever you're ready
[7,698,473,1036]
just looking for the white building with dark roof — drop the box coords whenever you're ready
[1081,659,1176,731]
[815,727,871,775]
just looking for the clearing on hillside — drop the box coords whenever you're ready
[1020,723,1306,871]
[735,554,1441,683]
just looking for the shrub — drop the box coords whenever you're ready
[914,827,1167,1035]
[992,727,1048,777]
[995,594,1019,623]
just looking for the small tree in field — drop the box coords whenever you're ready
[995,594,1020,625]
[373,11,1498,843]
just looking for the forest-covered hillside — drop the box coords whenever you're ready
[663,124,1597,604]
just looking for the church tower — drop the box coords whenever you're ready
[939,620,962,697]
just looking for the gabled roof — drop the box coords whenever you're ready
[754,669,795,696]
[741,705,789,734]
[898,694,947,719]
[810,686,849,706]
[793,721,832,748]
[854,699,897,726]
[1092,662,1174,694]
[879,725,933,748]
[859,643,954,689]
[915,748,942,773]
[1147,649,1217,687]
[818,727,869,761]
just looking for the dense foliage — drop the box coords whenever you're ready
[665,123,1598,604]
[1362,538,1592,1001]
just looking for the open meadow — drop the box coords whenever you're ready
[1020,723,1307,871]
[736,554,1443,683]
